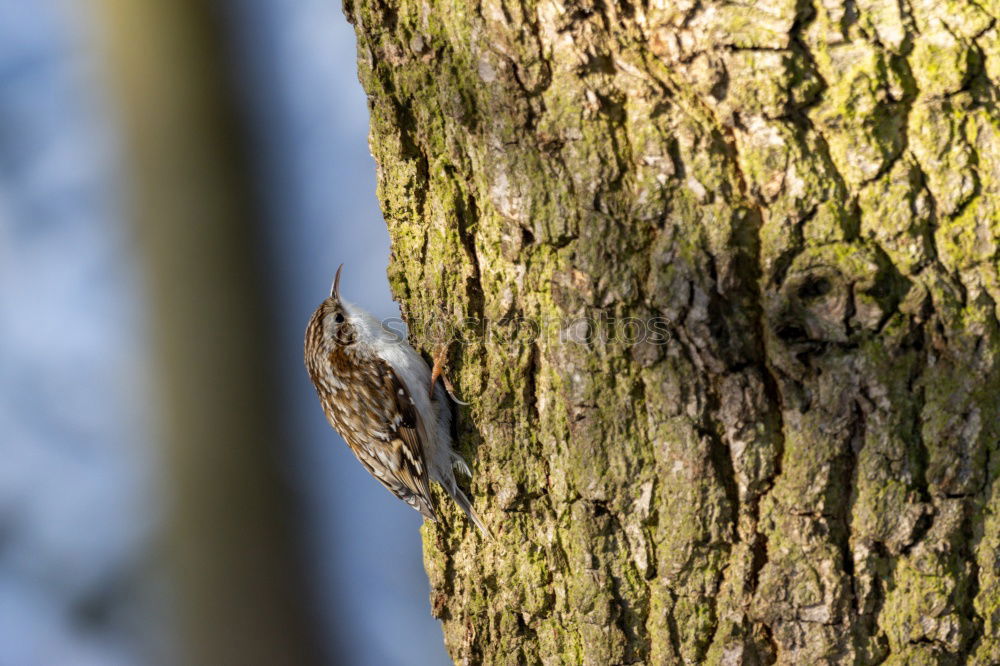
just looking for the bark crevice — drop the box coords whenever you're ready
[350,0,1000,661]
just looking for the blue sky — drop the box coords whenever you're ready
[0,0,448,663]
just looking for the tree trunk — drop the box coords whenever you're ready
[95,2,323,663]
[346,0,1000,663]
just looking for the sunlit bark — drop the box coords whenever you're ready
[350,0,1000,662]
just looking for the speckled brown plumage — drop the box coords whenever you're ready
[304,298,436,520]
[304,266,489,536]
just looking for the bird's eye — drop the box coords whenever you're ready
[334,313,345,324]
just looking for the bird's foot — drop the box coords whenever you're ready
[430,342,469,405]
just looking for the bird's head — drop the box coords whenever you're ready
[315,264,357,348]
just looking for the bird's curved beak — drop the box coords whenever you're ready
[330,264,344,300]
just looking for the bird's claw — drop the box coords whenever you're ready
[430,342,469,405]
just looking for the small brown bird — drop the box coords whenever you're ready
[304,265,488,535]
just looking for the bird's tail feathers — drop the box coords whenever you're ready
[451,485,493,540]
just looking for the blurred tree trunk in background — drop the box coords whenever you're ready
[94,2,322,664]
[348,0,1000,663]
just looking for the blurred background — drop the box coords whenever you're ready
[0,0,449,664]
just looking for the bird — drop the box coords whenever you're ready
[304,265,489,537]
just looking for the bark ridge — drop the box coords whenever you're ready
[347,0,1000,662]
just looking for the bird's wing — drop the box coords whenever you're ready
[353,358,437,521]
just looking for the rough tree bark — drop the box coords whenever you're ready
[346,0,1000,663]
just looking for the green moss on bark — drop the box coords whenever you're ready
[346,0,1000,661]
